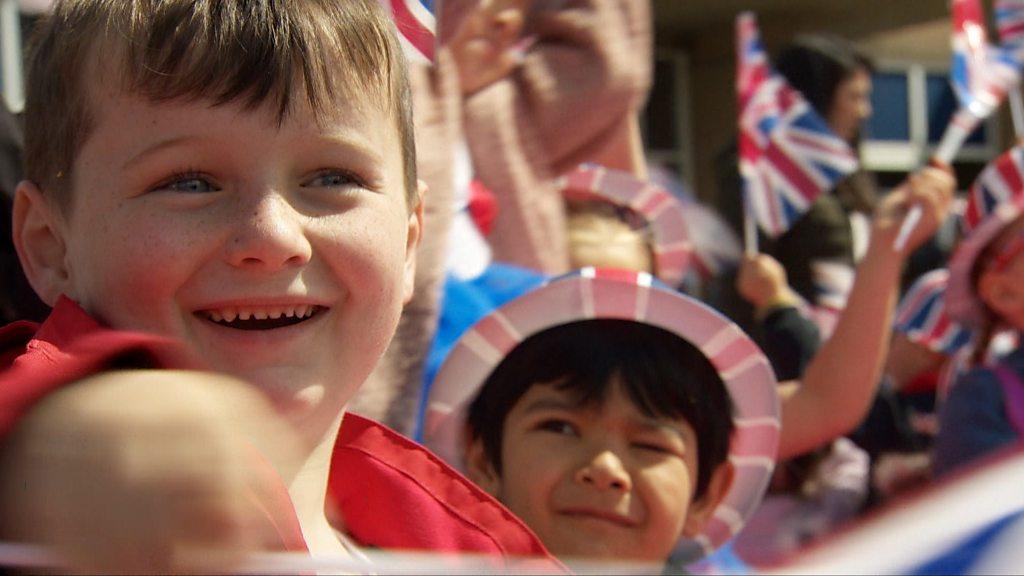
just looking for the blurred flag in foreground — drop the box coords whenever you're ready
[735,12,858,239]
[763,447,1024,575]
[951,0,1020,119]
[384,0,436,63]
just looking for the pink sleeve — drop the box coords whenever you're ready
[457,0,652,273]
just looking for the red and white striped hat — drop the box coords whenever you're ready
[948,145,1024,325]
[560,165,694,287]
[422,268,780,559]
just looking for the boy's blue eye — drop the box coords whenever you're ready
[303,171,361,188]
[157,175,218,194]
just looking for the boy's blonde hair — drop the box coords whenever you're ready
[24,0,417,211]
[566,201,654,275]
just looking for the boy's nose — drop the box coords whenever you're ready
[574,451,632,492]
[225,195,312,271]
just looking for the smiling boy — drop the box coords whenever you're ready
[423,270,782,567]
[0,0,552,572]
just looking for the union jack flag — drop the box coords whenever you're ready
[893,269,974,356]
[951,0,1021,118]
[809,259,856,340]
[962,144,1024,233]
[736,13,859,238]
[384,0,437,64]
[997,0,1024,52]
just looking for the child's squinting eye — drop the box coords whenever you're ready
[632,436,684,458]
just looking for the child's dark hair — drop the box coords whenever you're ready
[467,318,734,499]
[775,34,874,123]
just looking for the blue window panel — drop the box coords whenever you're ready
[866,72,910,141]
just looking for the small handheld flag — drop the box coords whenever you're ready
[893,269,973,356]
[895,0,1022,251]
[735,13,859,247]
[952,0,1020,120]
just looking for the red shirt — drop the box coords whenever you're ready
[0,297,556,564]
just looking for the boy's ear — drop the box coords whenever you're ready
[12,180,70,306]
[681,461,735,539]
[402,180,426,305]
[464,433,502,498]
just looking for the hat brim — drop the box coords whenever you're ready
[422,268,780,560]
[947,195,1024,326]
[561,165,693,287]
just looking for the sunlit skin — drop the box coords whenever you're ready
[978,219,1024,331]
[14,59,422,446]
[467,378,731,563]
[828,67,873,143]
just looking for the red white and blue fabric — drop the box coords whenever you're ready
[948,145,1024,324]
[962,144,1024,234]
[422,267,780,559]
[808,259,856,340]
[952,0,1021,119]
[997,0,1024,54]
[560,164,694,287]
[384,0,436,64]
[735,12,858,238]
[894,269,974,356]
[767,447,1024,575]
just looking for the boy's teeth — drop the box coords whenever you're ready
[204,305,321,325]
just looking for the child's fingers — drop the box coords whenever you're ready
[883,166,955,253]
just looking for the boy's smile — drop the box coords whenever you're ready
[17,70,421,442]
[470,379,717,562]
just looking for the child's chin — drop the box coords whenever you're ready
[250,382,325,422]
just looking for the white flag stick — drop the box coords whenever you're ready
[1010,88,1024,139]
[742,191,759,256]
[893,110,977,252]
